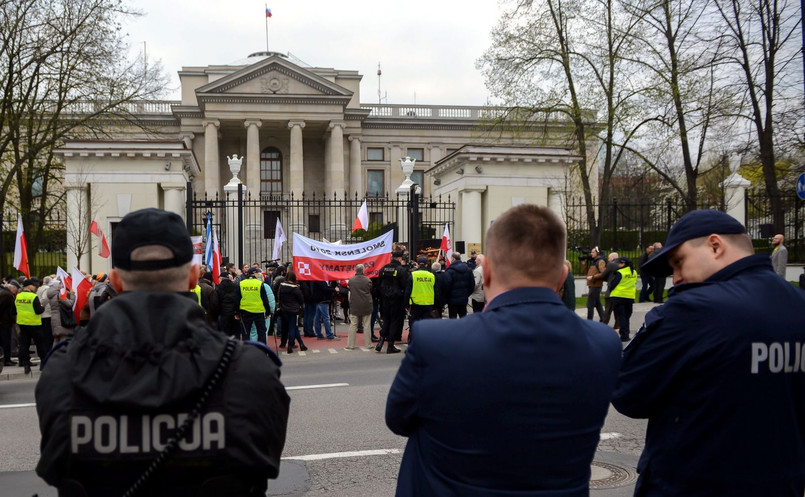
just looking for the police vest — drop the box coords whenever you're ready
[192,285,202,306]
[410,269,435,305]
[15,291,42,326]
[610,267,637,300]
[239,278,265,313]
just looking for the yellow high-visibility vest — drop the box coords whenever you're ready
[15,291,42,326]
[239,278,265,313]
[610,267,637,300]
[192,285,202,306]
[410,269,435,305]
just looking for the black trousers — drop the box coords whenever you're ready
[241,312,267,343]
[408,304,433,344]
[0,325,12,364]
[447,303,467,319]
[471,299,485,313]
[380,300,406,342]
[601,295,615,325]
[587,287,604,320]
[19,324,51,367]
[612,298,633,339]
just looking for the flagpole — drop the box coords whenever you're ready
[265,4,269,52]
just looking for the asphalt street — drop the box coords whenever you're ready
[0,305,656,496]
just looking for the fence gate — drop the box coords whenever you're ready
[188,189,456,269]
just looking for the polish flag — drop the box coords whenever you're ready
[98,229,110,258]
[211,226,222,285]
[13,213,30,278]
[71,267,91,324]
[440,223,453,268]
[56,266,72,299]
[272,218,286,262]
[292,231,393,281]
[89,218,100,236]
[352,200,369,232]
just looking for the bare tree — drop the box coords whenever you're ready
[0,0,167,259]
[713,0,802,232]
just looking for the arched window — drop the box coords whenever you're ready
[260,147,283,194]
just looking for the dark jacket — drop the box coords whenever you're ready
[386,287,622,496]
[613,255,805,496]
[35,292,290,496]
[442,261,475,306]
[433,271,446,309]
[215,278,238,318]
[307,280,335,303]
[199,279,218,323]
[0,287,16,328]
[277,282,304,315]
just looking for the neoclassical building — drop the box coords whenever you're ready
[58,52,593,272]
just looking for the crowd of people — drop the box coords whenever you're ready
[0,205,802,496]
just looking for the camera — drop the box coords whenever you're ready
[575,246,594,263]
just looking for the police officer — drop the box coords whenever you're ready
[35,208,290,496]
[16,278,48,374]
[236,267,272,343]
[608,257,636,342]
[406,256,435,343]
[612,210,805,496]
[376,251,411,354]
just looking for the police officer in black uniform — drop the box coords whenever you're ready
[35,208,290,497]
[375,251,411,354]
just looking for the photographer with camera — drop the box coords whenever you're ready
[585,247,606,320]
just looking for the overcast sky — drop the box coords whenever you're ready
[125,0,506,106]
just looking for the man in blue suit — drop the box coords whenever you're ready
[385,204,623,497]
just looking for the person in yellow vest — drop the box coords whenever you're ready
[406,256,435,344]
[609,257,637,342]
[236,267,272,343]
[16,279,49,374]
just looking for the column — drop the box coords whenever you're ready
[348,135,362,197]
[161,183,186,219]
[66,185,90,271]
[244,120,262,196]
[460,186,486,250]
[288,120,305,198]
[389,144,403,190]
[203,120,220,197]
[328,121,345,198]
[722,172,751,225]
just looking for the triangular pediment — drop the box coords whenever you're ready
[196,55,353,98]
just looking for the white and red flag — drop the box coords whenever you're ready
[13,213,30,278]
[210,227,222,284]
[71,267,91,323]
[89,217,100,236]
[98,229,110,258]
[352,200,369,232]
[272,218,286,262]
[440,223,453,268]
[56,266,72,299]
[292,230,393,281]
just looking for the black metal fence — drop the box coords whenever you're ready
[187,189,456,268]
[0,213,67,279]
[566,192,804,275]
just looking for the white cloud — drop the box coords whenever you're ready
[125,0,504,105]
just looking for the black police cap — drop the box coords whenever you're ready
[112,208,194,271]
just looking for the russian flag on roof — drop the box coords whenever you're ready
[266,7,272,17]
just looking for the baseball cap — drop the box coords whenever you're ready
[93,273,107,283]
[641,210,747,277]
[417,255,428,264]
[392,251,404,258]
[247,267,261,275]
[21,279,36,288]
[112,208,194,271]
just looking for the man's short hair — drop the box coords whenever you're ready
[486,204,566,283]
[355,264,365,275]
[451,252,461,261]
[432,262,441,271]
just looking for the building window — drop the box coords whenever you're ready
[260,147,283,195]
[367,147,384,161]
[446,148,458,155]
[369,212,383,226]
[309,214,321,233]
[368,170,384,196]
[264,210,280,239]
[407,148,424,161]
[411,171,424,187]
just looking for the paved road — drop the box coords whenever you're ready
[0,310,654,496]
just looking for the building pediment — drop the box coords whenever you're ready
[195,55,353,105]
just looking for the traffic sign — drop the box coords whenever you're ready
[797,173,805,200]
